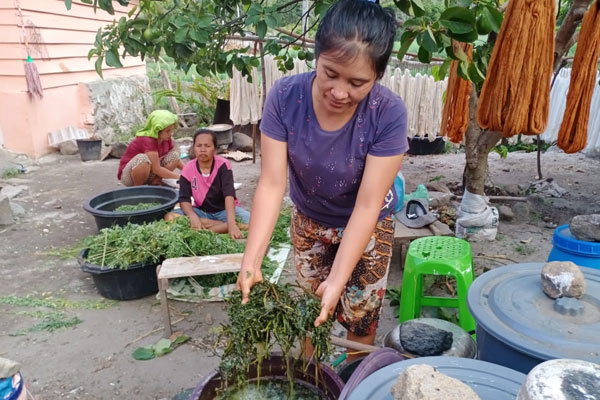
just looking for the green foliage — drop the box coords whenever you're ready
[1,168,20,179]
[114,202,161,212]
[515,244,535,256]
[219,282,332,392]
[429,175,444,182]
[385,286,402,307]
[492,137,551,159]
[132,335,190,360]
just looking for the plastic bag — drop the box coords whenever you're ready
[455,189,498,241]
[393,171,405,213]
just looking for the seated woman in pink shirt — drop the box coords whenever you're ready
[165,129,250,239]
[117,110,184,186]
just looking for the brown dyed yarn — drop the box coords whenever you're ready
[476,0,556,137]
[440,42,473,143]
[557,2,600,154]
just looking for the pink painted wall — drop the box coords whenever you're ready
[0,0,146,157]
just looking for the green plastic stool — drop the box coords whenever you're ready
[399,236,476,334]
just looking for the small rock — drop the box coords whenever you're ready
[512,202,531,221]
[204,313,213,325]
[0,185,27,200]
[541,261,586,299]
[545,222,558,229]
[391,364,480,400]
[570,214,600,242]
[110,143,128,159]
[429,191,452,209]
[0,196,14,225]
[399,321,453,356]
[10,202,25,217]
[498,205,515,222]
[229,132,253,152]
[518,359,600,400]
[425,182,452,195]
[504,184,522,196]
[57,140,79,155]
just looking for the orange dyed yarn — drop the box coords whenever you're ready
[440,42,473,144]
[557,2,600,154]
[476,0,556,137]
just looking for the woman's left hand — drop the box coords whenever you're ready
[314,280,344,327]
[228,224,244,240]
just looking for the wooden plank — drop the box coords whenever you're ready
[159,253,244,279]
[18,0,131,22]
[0,43,103,60]
[0,56,142,75]
[0,26,98,44]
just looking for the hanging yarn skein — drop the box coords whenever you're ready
[440,42,472,144]
[476,0,556,137]
[557,2,600,154]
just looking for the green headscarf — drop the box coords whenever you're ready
[135,110,178,139]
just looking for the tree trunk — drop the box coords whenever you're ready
[553,0,591,70]
[463,86,502,195]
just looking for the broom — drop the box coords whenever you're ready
[17,0,43,98]
[440,41,472,144]
[557,1,600,154]
[476,0,556,137]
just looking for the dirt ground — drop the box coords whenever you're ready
[0,147,599,399]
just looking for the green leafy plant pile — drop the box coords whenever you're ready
[114,202,161,212]
[270,206,292,246]
[219,282,333,394]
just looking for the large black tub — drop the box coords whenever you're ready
[468,262,600,374]
[189,354,344,400]
[84,186,178,231]
[78,249,159,300]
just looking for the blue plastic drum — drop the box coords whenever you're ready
[548,224,600,270]
[346,356,526,400]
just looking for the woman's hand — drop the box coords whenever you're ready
[228,224,244,239]
[189,215,204,231]
[236,266,263,304]
[314,280,345,327]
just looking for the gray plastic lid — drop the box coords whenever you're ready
[467,263,600,363]
[347,356,525,400]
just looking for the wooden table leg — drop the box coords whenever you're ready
[157,265,172,337]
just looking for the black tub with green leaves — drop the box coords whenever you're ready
[83,186,178,231]
[188,354,344,400]
[78,248,159,300]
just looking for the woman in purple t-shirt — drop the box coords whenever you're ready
[237,0,408,360]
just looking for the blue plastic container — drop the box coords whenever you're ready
[548,224,600,270]
[346,356,526,400]
[468,263,600,374]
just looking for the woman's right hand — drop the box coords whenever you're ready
[236,266,263,304]
[189,215,204,230]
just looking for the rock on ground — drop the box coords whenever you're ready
[570,214,600,242]
[391,364,480,400]
[57,140,79,156]
[499,205,515,221]
[541,261,586,299]
[518,359,600,400]
[0,195,14,225]
[229,132,253,152]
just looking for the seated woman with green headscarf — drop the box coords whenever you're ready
[117,110,185,186]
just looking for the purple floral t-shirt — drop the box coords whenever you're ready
[260,71,408,227]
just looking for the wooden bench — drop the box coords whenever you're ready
[156,253,244,336]
[393,220,453,269]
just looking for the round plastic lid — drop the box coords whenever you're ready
[467,263,600,363]
[346,356,525,400]
[553,224,600,257]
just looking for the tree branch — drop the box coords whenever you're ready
[553,0,591,70]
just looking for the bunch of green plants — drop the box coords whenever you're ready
[271,206,292,246]
[114,202,161,212]
[219,282,333,395]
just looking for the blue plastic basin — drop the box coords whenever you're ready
[548,224,600,270]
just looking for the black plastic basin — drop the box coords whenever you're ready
[83,185,178,231]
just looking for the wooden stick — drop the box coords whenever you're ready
[454,195,528,202]
[474,254,518,263]
[124,317,184,348]
[330,336,378,352]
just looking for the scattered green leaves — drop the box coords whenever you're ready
[385,286,402,307]
[132,335,190,360]
[1,167,20,179]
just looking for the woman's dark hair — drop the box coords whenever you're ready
[315,0,396,79]
[193,128,217,148]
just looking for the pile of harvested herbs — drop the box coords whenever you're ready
[114,202,161,212]
[219,282,333,397]
[80,217,277,287]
